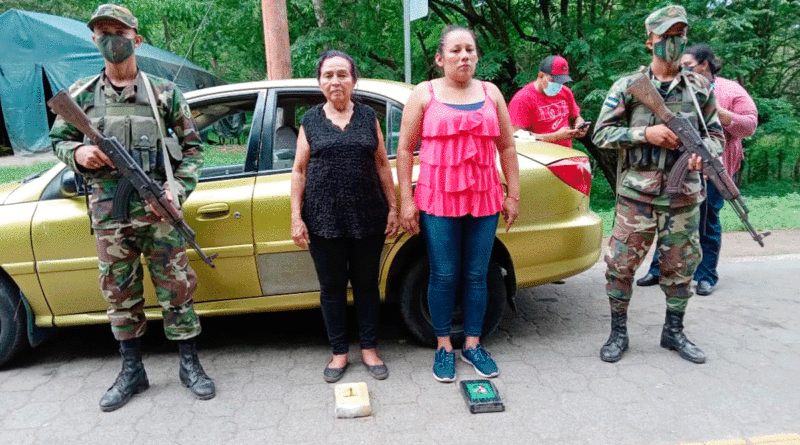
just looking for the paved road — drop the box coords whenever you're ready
[1,232,799,445]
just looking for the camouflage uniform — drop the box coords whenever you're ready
[51,72,204,341]
[592,66,724,314]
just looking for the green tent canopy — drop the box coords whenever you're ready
[0,9,224,155]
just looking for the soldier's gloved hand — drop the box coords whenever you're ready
[644,124,680,150]
[75,144,116,170]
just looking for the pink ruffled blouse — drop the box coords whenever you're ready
[414,81,504,217]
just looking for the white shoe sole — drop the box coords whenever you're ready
[432,370,455,382]
[460,354,499,378]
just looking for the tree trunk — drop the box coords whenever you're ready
[540,0,552,30]
[162,16,171,51]
[311,0,326,27]
[261,0,293,80]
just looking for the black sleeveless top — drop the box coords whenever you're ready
[301,102,389,238]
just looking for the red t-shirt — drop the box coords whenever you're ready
[508,82,581,148]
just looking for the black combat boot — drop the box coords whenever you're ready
[178,338,216,400]
[99,338,150,412]
[660,310,706,364]
[600,311,629,362]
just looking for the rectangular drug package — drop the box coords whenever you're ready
[459,379,505,413]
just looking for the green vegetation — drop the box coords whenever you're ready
[1,0,797,236]
[0,162,58,184]
[589,167,800,236]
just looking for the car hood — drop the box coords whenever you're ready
[515,139,587,165]
[0,181,22,205]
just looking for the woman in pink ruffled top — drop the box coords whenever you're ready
[396,25,520,382]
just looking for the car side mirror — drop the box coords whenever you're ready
[60,170,85,198]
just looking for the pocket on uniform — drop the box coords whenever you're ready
[163,137,183,162]
[620,169,663,196]
[129,116,160,172]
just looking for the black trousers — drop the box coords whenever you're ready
[308,233,386,354]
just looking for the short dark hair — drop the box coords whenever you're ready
[436,25,478,57]
[316,50,359,82]
[685,43,721,75]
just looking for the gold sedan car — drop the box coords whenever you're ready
[0,79,602,366]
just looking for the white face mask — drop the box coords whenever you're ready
[544,80,563,97]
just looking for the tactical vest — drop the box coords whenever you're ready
[83,74,182,177]
[626,70,704,171]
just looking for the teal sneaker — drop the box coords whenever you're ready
[461,344,499,378]
[432,347,456,382]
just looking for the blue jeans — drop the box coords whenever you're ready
[647,181,724,285]
[420,212,499,338]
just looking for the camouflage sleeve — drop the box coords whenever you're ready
[165,85,204,202]
[50,80,93,173]
[591,76,648,150]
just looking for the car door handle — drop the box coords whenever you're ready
[197,203,231,220]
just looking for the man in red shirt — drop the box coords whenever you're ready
[508,55,588,148]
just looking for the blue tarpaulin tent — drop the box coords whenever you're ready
[0,9,224,155]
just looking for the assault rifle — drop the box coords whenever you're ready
[48,90,217,267]
[625,74,769,247]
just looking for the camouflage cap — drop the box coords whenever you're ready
[87,4,139,30]
[645,5,687,36]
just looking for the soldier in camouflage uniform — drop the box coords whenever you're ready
[50,4,215,411]
[591,5,725,364]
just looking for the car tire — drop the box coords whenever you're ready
[399,258,507,347]
[0,276,27,368]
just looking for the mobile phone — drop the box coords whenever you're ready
[578,121,592,129]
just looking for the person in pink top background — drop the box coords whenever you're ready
[639,43,758,296]
[508,55,589,148]
[396,25,520,383]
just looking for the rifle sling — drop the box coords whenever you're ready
[139,73,180,204]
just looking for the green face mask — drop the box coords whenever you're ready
[653,35,687,64]
[96,33,135,64]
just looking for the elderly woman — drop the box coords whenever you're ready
[396,26,520,382]
[290,50,399,383]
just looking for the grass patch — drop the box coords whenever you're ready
[0,145,235,185]
[589,172,800,236]
[0,161,59,184]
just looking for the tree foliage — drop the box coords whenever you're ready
[2,0,798,185]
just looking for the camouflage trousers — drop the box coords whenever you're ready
[95,216,201,341]
[605,195,701,314]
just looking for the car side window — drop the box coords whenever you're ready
[263,93,392,173]
[266,93,325,173]
[386,104,403,156]
[192,93,260,180]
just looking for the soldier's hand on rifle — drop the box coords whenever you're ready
[75,144,116,170]
[687,153,704,172]
[644,124,680,150]
[149,189,181,221]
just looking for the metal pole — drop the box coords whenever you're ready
[404,0,411,83]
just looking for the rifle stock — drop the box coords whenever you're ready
[48,90,218,266]
[624,74,770,247]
